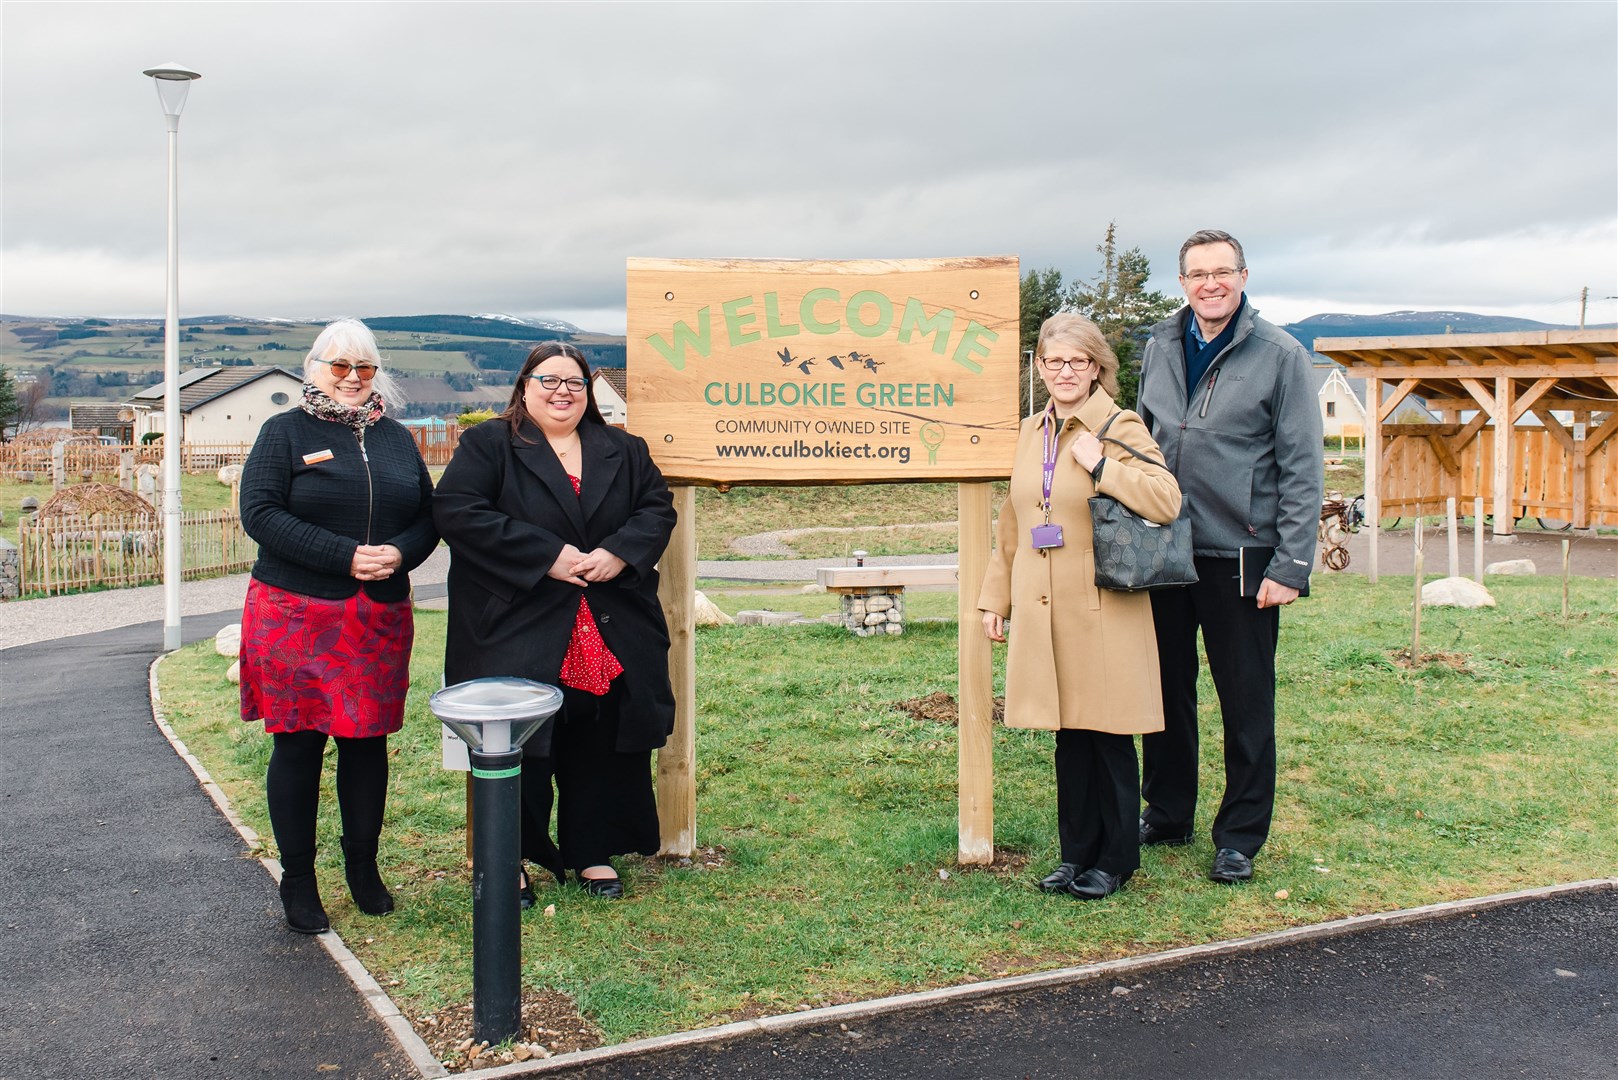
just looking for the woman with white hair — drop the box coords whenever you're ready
[239,318,437,934]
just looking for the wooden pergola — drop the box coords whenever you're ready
[1314,330,1618,581]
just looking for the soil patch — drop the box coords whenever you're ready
[892,690,1005,726]
[408,990,601,1072]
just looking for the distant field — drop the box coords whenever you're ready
[0,316,610,416]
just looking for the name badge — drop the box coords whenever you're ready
[302,449,334,464]
[1030,523,1064,550]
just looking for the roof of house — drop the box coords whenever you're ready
[593,367,627,399]
[68,402,131,427]
[129,366,302,413]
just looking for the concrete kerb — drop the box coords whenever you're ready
[147,654,451,1080]
[147,649,1618,1080]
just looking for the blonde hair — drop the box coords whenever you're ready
[1035,313,1119,399]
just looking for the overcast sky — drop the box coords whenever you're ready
[4,1,1615,333]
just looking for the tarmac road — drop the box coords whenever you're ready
[0,613,415,1080]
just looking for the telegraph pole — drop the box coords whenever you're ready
[1579,286,1588,329]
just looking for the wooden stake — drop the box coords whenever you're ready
[656,485,697,857]
[957,481,995,865]
[1562,538,1571,620]
[1474,496,1485,582]
[1411,519,1423,667]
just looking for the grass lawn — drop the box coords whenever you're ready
[155,573,1618,1061]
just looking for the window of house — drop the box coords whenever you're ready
[271,391,289,405]
[1326,401,1336,418]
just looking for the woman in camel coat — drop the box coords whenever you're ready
[978,313,1181,900]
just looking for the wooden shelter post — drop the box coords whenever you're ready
[956,482,995,864]
[656,484,698,857]
[1366,377,1381,583]
[1572,410,1589,529]
[1492,376,1514,537]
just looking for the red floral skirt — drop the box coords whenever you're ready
[239,578,414,737]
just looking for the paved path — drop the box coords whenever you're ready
[0,614,416,1080]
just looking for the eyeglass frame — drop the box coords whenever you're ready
[1181,267,1245,285]
[316,357,379,380]
[529,373,588,393]
[1036,355,1097,373]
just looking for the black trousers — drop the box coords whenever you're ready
[265,731,389,876]
[1054,729,1140,877]
[1143,557,1279,857]
[519,683,659,882]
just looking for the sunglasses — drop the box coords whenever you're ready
[318,358,379,380]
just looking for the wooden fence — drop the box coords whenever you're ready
[2,426,460,474]
[16,510,255,596]
[1379,424,1618,526]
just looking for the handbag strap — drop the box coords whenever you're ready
[1093,411,1166,469]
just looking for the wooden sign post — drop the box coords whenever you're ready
[628,257,1019,863]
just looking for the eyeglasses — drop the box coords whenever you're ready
[1037,356,1096,373]
[530,374,587,392]
[318,358,379,380]
[1182,267,1244,285]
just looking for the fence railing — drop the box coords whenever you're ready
[16,510,255,597]
[2,428,460,473]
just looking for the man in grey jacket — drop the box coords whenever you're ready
[1135,229,1323,884]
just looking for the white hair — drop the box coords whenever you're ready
[303,318,404,408]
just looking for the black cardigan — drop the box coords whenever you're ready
[240,408,438,602]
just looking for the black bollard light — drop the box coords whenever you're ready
[430,677,563,1046]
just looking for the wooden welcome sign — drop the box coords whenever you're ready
[626,257,1020,485]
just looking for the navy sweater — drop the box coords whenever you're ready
[240,408,438,602]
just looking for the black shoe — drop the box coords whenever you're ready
[519,866,536,910]
[1209,848,1254,883]
[579,873,624,899]
[1038,863,1084,893]
[1067,868,1131,900]
[1139,819,1194,847]
[279,871,330,934]
[341,836,394,916]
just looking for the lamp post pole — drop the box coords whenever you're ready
[429,679,564,1047]
[142,63,200,651]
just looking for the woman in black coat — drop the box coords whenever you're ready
[434,342,676,900]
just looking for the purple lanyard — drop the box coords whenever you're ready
[1040,404,1058,525]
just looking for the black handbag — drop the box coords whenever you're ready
[1087,413,1198,592]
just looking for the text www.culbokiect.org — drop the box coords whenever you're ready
[714,440,911,463]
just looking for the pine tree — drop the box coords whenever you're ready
[1066,222,1179,407]
[1018,267,1066,416]
[0,366,19,441]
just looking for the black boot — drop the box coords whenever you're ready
[341,836,395,916]
[278,857,330,934]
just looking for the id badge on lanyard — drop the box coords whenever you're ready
[1031,405,1065,550]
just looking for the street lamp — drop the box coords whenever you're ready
[142,62,200,651]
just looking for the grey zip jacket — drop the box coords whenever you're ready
[1136,303,1323,592]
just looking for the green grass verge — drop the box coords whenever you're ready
[156,574,1617,1045]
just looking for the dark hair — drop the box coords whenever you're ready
[499,341,605,437]
[1178,229,1246,275]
